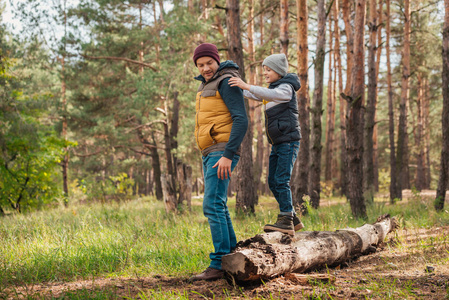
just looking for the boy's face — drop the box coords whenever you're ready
[196,56,219,82]
[263,66,282,84]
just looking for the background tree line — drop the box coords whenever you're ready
[1,0,448,217]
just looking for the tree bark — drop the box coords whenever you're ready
[248,0,263,193]
[177,161,192,211]
[161,173,177,213]
[280,0,289,55]
[341,0,354,96]
[293,0,310,212]
[226,0,258,213]
[149,133,163,200]
[61,1,69,206]
[415,75,426,191]
[325,7,335,183]
[170,92,180,173]
[345,0,367,219]
[396,0,411,197]
[222,214,398,281]
[363,0,378,202]
[424,78,431,189]
[435,0,449,211]
[309,0,327,209]
[340,0,352,196]
[386,0,399,202]
[373,0,384,192]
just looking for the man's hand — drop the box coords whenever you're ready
[228,77,251,91]
[213,156,233,180]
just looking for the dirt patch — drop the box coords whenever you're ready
[3,226,449,299]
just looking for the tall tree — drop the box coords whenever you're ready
[309,0,327,209]
[396,0,411,197]
[280,0,289,55]
[340,0,353,196]
[226,0,258,213]
[435,0,449,211]
[325,4,335,183]
[334,0,347,197]
[386,0,399,202]
[363,0,378,201]
[293,0,310,212]
[345,0,367,219]
[415,73,426,190]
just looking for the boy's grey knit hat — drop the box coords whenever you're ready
[262,53,288,77]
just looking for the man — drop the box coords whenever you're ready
[191,43,248,281]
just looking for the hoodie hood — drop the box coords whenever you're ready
[269,73,301,91]
[194,60,240,82]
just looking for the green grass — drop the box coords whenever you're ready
[1,194,448,299]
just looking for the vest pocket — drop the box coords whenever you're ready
[199,123,216,149]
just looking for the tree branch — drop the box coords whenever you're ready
[81,55,157,71]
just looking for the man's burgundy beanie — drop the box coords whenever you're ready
[193,43,220,66]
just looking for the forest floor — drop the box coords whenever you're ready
[7,226,449,299]
[4,191,449,299]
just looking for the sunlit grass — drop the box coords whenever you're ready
[1,193,448,293]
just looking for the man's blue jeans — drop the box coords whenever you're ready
[268,141,300,213]
[202,151,240,270]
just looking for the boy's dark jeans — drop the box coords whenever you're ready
[202,151,239,270]
[268,141,300,213]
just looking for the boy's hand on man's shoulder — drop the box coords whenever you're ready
[228,77,250,91]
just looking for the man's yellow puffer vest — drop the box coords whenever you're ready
[195,68,240,152]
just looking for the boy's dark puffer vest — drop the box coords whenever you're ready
[265,73,301,145]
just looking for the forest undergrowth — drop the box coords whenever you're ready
[1,192,448,299]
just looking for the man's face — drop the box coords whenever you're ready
[196,57,219,82]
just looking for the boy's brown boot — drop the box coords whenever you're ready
[263,214,295,236]
[293,215,305,231]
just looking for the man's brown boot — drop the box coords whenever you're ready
[190,267,224,281]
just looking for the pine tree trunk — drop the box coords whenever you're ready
[415,75,426,191]
[424,78,431,189]
[61,4,69,206]
[325,8,335,183]
[340,0,353,196]
[346,0,367,219]
[226,0,258,213]
[161,174,177,213]
[342,0,354,96]
[435,0,449,211]
[334,0,347,197]
[222,214,397,281]
[177,161,192,211]
[363,0,378,202]
[280,0,289,55]
[373,0,384,192]
[150,133,163,201]
[386,0,399,202]
[248,0,263,192]
[293,0,310,212]
[309,0,326,209]
[396,0,411,196]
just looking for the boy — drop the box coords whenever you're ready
[228,53,303,236]
[190,43,248,281]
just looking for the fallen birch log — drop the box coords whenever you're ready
[222,214,398,281]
